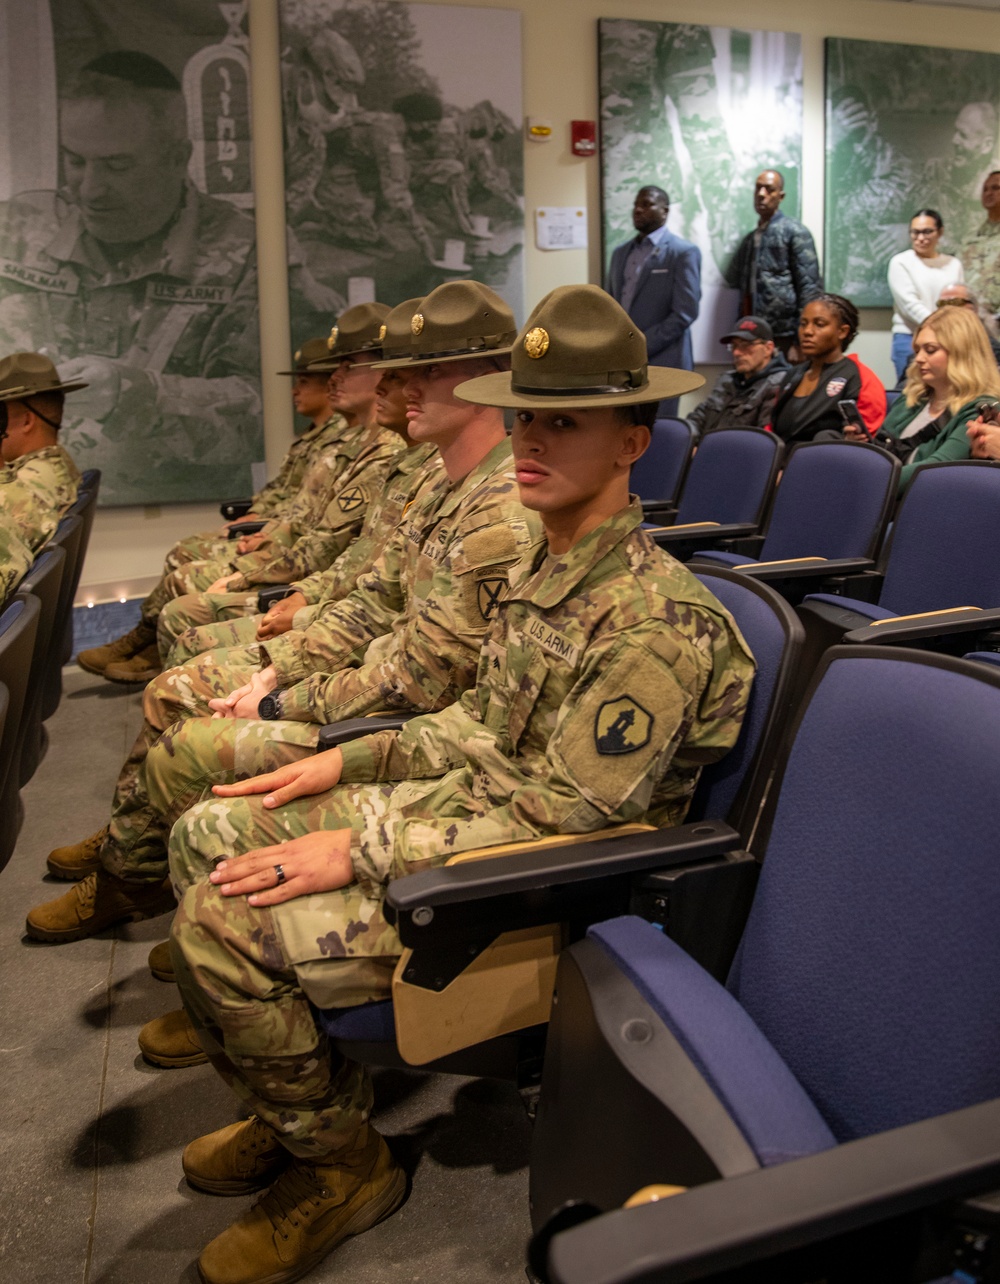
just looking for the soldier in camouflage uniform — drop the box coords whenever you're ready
[149,285,754,1284]
[0,52,339,508]
[26,281,539,950]
[0,351,83,552]
[77,305,393,685]
[161,339,345,577]
[158,299,445,663]
[960,171,1000,316]
[0,511,34,605]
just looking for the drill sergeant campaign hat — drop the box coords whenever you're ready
[276,338,334,375]
[0,351,88,403]
[378,298,425,361]
[454,284,704,409]
[307,302,392,370]
[374,279,516,369]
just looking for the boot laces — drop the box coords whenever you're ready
[76,873,99,913]
[256,1163,329,1238]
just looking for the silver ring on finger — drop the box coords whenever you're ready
[273,863,286,886]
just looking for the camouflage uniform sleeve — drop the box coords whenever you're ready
[0,451,78,552]
[275,506,538,724]
[233,440,398,588]
[252,416,346,517]
[350,624,744,885]
[789,222,823,305]
[338,688,483,784]
[0,516,34,601]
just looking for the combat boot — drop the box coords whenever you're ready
[77,621,156,677]
[25,869,175,943]
[148,939,175,982]
[183,1116,291,1195]
[138,1008,207,1068]
[103,643,162,684]
[46,826,108,880]
[197,1129,406,1284]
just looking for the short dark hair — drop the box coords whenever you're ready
[60,51,186,145]
[811,293,860,350]
[22,391,65,429]
[638,185,670,207]
[912,208,944,231]
[616,401,661,430]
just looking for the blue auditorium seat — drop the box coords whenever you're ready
[630,418,695,520]
[530,647,1000,1283]
[647,428,782,561]
[690,440,899,604]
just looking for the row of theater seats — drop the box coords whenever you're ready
[0,469,100,870]
[277,454,1000,1281]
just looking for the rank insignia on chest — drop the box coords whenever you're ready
[594,696,654,755]
[477,577,506,619]
[338,486,366,512]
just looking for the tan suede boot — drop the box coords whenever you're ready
[148,939,175,982]
[197,1130,406,1284]
[77,622,156,677]
[183,1116,291,1196]
[46,827,108,881]
[103,643,163,684]
[25,870,176,943]
[138,1008,207,1068]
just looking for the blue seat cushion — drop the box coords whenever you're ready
[965,651,1000,668]
[588,917,836,1167]
[690,550,749,568]
[802,593,895,623]
[315,999,396,1043]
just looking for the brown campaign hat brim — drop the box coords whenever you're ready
[305,346,385,370]
[371,343,514,372]
[453,365,704,410]
[0,378,88,402]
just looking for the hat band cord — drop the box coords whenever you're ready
[19,396,61,432]
[510,368,648,396]
[410,330,517,361]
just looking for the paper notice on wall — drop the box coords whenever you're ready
[535,207,588,251]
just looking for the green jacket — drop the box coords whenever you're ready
[882,394,989,493]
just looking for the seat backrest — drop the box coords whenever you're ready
[630,418,694,505]
[760,441,899,563]
[79,468,102,495]
[727,648,1000,1143]
[878,461,1000,615]
[19,547,65,649]
[0,596,40,794]
[47,511,84,665]
[675,429,782,528]
[689,567,803,839]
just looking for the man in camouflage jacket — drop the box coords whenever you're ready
[150,283,754,1284]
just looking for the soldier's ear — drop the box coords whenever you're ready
[619,421,650,468]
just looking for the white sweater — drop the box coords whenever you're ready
[889,249,964,334]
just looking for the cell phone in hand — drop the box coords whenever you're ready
[837,399,865,433]
[978,400,1000,425]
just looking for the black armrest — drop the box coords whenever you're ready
[640,502,678,524]
[227,520,267,539]
[711,556,875,582]
[843,605,1000,649]
[386,821,741,941]
[220,498,253,520]
[649,523,760,562]
[257,585,296,613]
[316,713,414,751]
[547,1098,1000,1284]
[796,594,893,635]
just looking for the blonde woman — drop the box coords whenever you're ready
[875,305,1000,492]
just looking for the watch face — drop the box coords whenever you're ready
[259,693,279,720]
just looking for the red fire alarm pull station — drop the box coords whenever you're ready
[571,120,597,156]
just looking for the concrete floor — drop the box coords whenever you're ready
[1,669,533,1283]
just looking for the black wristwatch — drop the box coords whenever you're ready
[258,690,283,720]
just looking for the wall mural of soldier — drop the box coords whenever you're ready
[825,39,1000,307]
[599,19,803,363]
[278,0,524,330]
[0,0,338,507]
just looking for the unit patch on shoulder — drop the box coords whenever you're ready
[477,576,507,620]
[338,485,367,513]
[594,696,654,756]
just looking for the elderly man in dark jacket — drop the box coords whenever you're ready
[688,317,789,438]
[725,170,822,355]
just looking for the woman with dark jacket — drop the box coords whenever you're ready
[857,304,1000,493]
[770,294,864,444]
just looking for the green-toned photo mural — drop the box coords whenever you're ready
[599,19,803,361]
[825,38,1000,307]
[278,0,525,343]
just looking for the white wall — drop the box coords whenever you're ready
[79,0,1000,599]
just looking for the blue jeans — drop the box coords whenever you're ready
[891,332,913,383]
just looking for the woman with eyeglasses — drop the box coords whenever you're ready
[888,209,964,382]
[868,305,1000,493]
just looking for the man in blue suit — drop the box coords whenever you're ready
[606,185,702,416]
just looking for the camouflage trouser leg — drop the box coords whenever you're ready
[171,883,373,1160]
[162,531,230,573]
[140,558,234,628]
[100,646,266,883]
[167,613,264,668]
[157,590,259,662]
